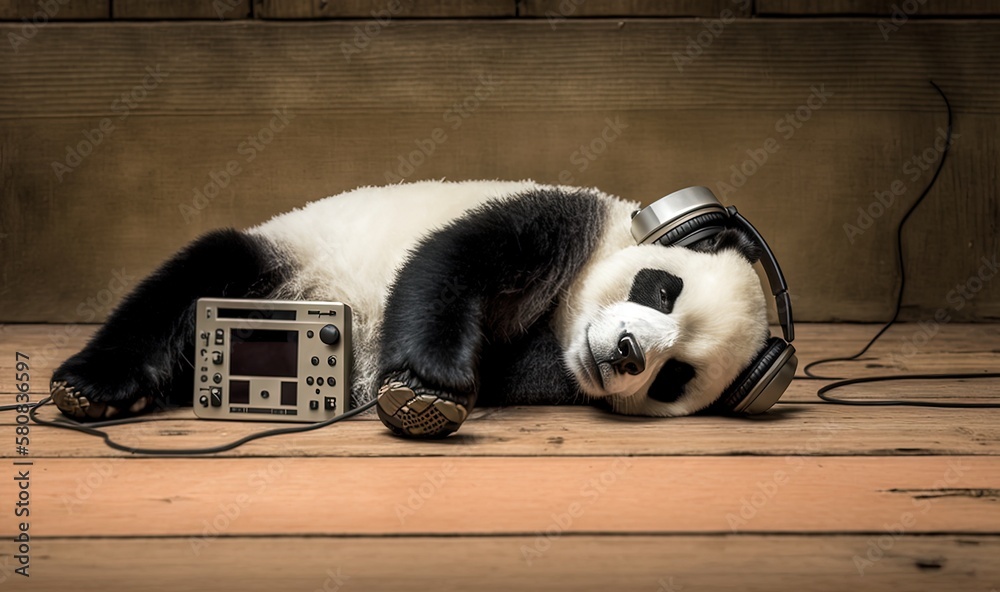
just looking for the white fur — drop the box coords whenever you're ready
[248,180,544,403]
[249,180,769,415]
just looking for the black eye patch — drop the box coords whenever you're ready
[628,268,683,314]
[647,359,696,403]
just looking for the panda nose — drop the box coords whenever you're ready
[611,332,645,375]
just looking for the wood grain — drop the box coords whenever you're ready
[757,0,1000,15]
[16,536,1000,592]
[113,0,252,19]
[520,0,752,18]
[255,0,515,18]
[1,21,999,322]
[0,0,108,19]
[1,323,997,589]
[5,323,997,381]
[8,456,998,537]
[5,403,1000,457]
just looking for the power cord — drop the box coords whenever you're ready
[26,396,377,455]
[800,81,1000,407]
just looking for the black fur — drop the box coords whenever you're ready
[378,188,607,407]
[648,359,696,403]
[52,229,290,415]
[627,268,683,313]
[477,312,582,406]
[691,227,762,263]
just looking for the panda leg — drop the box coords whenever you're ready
[50,229,290,420]
[376,188,607,437]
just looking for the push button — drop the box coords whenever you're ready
[209,387,222,407]
[199,394,209,407]
[212,351,223,365]
[309,400,319,410]
[214,329,224,345]
[324,397,337,411]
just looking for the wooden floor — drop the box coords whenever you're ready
[1,323,998,591]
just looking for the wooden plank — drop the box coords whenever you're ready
[254,0,516,18]
[4,403,1000,457]
[13,536,1000,592]
[1,21,1000,322]
[3,322,999,399]
[10,456,998,536]
[758,0,1000,16]
[0,0,108,20]
[520,0,752,18]
[2,112,999,324]
[4,21,1000,116]
[113,0,252,19]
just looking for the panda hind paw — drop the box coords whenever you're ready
[49,353,157,421]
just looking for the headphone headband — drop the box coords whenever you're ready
[631,187,795,342]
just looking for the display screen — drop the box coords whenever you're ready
[230,329,298,377]
[218,308,296,321]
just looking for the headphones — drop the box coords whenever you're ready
[630,186,797,415]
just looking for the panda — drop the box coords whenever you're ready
[49,179,771,438]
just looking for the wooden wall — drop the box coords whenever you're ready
[1,2,999,323]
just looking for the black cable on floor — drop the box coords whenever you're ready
[27,396,377,455]
[800,81,1000,408]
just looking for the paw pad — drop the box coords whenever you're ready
[50,380,110,420]
[376,373,469,438]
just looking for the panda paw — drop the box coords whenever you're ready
[50,351,158,421]
[376,369,472,438]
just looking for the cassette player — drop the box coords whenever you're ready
[193,298,352,422]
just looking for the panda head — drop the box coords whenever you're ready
[563,228,770,416]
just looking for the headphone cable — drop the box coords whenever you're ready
[798,81,1000,407]
[26,396,377,455]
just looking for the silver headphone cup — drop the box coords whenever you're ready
[732,346,798,414]
[631,186,725,244]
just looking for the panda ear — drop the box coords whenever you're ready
[691,228,762,264]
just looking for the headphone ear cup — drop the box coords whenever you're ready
[708,337,789,414]
[652,211,729,247]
